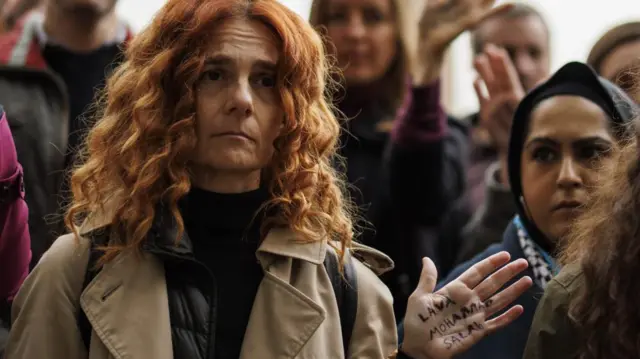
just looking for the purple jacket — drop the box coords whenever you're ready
[0,108,30,302]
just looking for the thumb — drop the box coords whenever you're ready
[417,257,438,293]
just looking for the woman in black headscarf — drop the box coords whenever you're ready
[426,62,637,359]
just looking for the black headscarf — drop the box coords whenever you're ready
[507,61,638,253]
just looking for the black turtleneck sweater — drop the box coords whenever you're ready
[181,187,268,359]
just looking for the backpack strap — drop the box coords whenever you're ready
[323,248,358,357]
[78,243,102,350]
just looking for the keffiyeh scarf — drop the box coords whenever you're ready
[513,216,560,289]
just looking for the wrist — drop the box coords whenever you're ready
[412,51,444,86]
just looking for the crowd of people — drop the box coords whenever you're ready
[0,0,640,358]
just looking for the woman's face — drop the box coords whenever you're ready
[324,0,397,86]
[521,96,615,242]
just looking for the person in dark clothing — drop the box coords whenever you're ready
[0,0,132,268]
[308,0,511,318]
[465,3,551,210]
[410,62,638,359]
[439,4,552,272]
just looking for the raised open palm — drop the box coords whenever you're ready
[401,252,532,359]
[419,0,512,54]
[414,0,512,85]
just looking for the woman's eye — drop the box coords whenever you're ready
[580,145,611,162]
[327,11,347,24]
[204,70,223,81]
[532,147,557,163]
[256,74,276,88]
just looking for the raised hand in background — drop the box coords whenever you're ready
[414,0,513,85]
[473,44,526,185]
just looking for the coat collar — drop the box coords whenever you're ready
[78,203,330,268]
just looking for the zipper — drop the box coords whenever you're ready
[147,248,218,359]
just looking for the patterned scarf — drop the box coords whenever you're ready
[513,216,560,289]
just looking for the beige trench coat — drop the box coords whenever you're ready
[5,222,398,359]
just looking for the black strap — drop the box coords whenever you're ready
[323,248,358,357]
[78,245,102,350]
[0,169,23,205]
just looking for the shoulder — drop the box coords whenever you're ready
[350,241,394,276]
[550,263,583,294]
[14,233,90,301]
[11,232,90,312]
[36,233,91,272]
[538,263,583,309]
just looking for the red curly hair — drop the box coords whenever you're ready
[65,0,355,265]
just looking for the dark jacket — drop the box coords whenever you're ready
[436,221,542,359]
[339,81,467,318]
[0,13,132,267]
[435,112,510,276]
[453,162,516,265]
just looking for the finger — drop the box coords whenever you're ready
[473,258,529,301]
[473,77,489,106]
[416,257,438,293]
[455,251,511,289]
[485,305,524,335]
[474,55,498,95]
[487,45,524,95]
[484,276,533,318]
[485,45,512,92]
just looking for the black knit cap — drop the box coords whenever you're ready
[507,61,638,253]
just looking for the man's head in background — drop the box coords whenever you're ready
[587,21,640,97]
[51,0,117,21]
[471,3,550,92]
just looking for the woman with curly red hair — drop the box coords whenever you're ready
[4,1,530,358]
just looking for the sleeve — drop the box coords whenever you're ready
[388,81,467,223]
[348,259,398,359]
[4,234,89,359]
[522,278,580,359]
[0,109,31,302]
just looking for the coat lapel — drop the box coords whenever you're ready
[240,228,327,359]
[240,270,325,358]
[80,249,173,359]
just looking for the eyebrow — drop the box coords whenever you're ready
[204,55,277,71]
[525,136,613,149]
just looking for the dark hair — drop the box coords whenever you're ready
[470,3,549,54]
[587,22,640,75]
